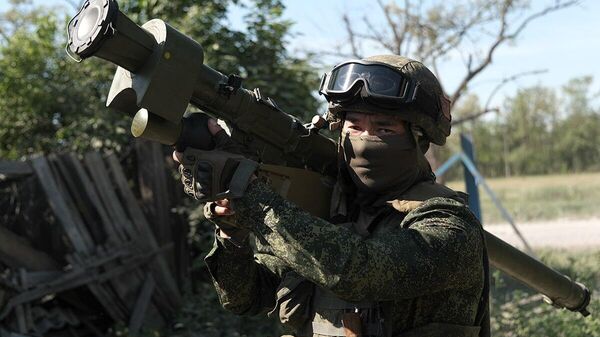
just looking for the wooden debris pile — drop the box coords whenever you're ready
[0,144,188,336]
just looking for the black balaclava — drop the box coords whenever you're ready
[341,127,433,198]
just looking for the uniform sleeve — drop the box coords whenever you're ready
[233,180,485,302]
[204,230,288,315]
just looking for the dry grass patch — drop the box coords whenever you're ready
[446,172,600,224]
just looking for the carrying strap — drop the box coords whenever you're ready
[475,236,491,337]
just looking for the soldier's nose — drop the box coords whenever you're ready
[360,129,375,136]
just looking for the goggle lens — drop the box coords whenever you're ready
[324,62,411,99]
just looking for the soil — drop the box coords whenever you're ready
[485,217,600,250]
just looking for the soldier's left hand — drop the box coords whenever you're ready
[209,198,235,216]
[173,118,258,203]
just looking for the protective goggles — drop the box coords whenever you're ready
[319,60,420,106]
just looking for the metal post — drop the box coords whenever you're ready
[460,134,482,221]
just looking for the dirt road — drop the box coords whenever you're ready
[485,217,600,249]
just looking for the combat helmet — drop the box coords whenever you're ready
[319,55,452,145]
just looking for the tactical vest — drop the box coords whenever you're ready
[272,181,490,337]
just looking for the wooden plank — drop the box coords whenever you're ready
[51,155,107,245]
[15,305,27,333]
[128,273,156,334]
[82,154,164,316]
[64,253,127,322]
[0,160,33,181]
[83,153,136,241]
[47,155,97,251]
[105,154,182,310]
[92,245,134,318]
[0,226,60,271]
[62,154,123,245]
[62,154,163,326]
[80,153,176,326]
[135,141,173,254]
[31,156,128,323]
[136,141,189,286]
[30,156,91,254]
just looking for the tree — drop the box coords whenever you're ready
[554,77,600,172]
[503,86,559,175]
[0,0,320,159]
[334,0,578,110]
[326,0,579,174]
[0,1,123,158]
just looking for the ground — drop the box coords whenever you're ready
[446,171,600,249]
[487,217,600,249]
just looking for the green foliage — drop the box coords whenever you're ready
[449,77,600,178]
[491,249,600,337]
[0,5,126,158]
[0,0,320,159]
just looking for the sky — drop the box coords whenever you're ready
[279,0,600,110]
[2,0,599,111]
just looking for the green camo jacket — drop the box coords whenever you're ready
[204,180,487,336]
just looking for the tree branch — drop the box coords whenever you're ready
[506,0,579,40]
[451,108,500,126]
[449,1,511,105]
[363,16,397,54]
[450,0,579,105]
[377,0,403,55]
[62,0,80,10]
[0,27,9,42]
[342,13,362,58]
[483,69,548,111]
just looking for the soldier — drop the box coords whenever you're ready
[175,55,489,337]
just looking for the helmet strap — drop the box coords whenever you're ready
[409,124,436,182]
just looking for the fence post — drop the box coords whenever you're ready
[460,133,482,221]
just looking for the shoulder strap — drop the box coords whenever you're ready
[476,236,491,337]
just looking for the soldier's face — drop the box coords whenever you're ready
[342,112,406,137]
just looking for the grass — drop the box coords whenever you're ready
[445,172,600,224]
[491,249,600,337]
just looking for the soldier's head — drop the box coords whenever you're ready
[319,55,451,194]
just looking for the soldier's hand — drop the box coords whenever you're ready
[173,118,258,202]
[205,199,251,244]
[172,118,227,162]
[210,199,234,216]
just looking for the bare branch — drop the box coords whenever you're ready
[314,49,359,60]
[362,16,397,54]
[450,0,579,105]
[452,108,500,126]
[483,69,548,111]
[0,27,9,42]
[453,70,547,125]
[62,0,80,10]
[377,0,403,54]
[424,6,488,61]
[506,0,579,40]
[449,1,511,105]
[403,0,415,56]
[342,13,362,58]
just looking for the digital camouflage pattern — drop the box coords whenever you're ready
[204,180,487,336]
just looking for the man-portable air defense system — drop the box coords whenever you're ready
[66,0,591,321]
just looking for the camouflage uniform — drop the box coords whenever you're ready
[204,178,488,337]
